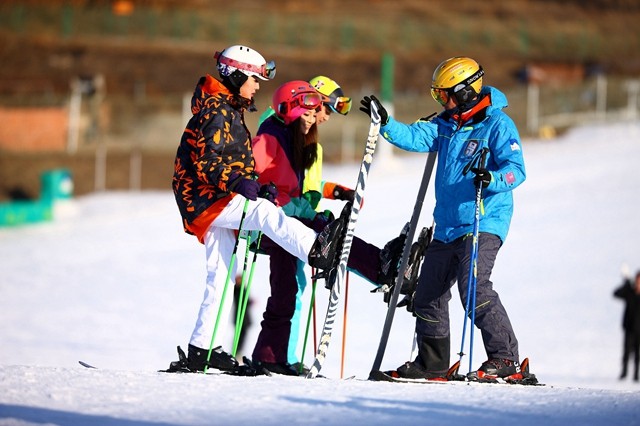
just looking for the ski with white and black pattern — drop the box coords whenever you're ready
[305,102,381,379]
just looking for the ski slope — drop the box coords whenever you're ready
[1,121,639,425]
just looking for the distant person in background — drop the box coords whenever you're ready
[613,269,640,381]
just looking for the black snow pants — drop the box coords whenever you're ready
[413,233,519,362]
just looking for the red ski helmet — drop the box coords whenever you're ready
[272,80,323,125]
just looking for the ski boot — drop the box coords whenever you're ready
[162,346,191,373]
[251,360,299,376]
[308,203,350,271]
[187,344,239,373]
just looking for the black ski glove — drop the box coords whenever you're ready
[359,95,389,125]
[396,291,416,314]
[258,182,278,204]
[228,173,260,200]
[332,185,355,203]
[310,210,335,232]
[471,167,492,188]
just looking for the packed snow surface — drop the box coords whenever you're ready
[1,121,639,425]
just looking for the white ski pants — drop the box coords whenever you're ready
[190,195,318,350]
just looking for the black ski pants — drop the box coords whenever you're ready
[413,233,519,362]
[621,331,640,380]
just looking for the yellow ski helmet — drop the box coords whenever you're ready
[430,57,484,106]
[309,75,352,115]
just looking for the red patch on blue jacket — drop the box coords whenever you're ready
[505,172,516,184]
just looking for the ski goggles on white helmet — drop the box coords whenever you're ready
[214,51,277,80]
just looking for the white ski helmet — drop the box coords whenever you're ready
[214,45,276,81]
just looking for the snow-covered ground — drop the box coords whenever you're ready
[1,120,639,425]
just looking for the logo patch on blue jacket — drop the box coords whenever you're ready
[510,139,521,151]
[464,140,479,158]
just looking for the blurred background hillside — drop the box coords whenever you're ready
[1,0,640,199]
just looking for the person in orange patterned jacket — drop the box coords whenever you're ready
[170,45,348,374]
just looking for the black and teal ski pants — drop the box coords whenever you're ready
[413,232,519,362]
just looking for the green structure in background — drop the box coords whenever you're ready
[0,169,74,227]
[380,52,394,103]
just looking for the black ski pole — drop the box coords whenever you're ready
[369,151,437,377]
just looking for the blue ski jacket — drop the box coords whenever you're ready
[380,86,526,243]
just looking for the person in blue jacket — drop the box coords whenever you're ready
[361,57,527,381]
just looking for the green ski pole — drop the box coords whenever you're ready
[232,231,263,356]
[204,197,250,374]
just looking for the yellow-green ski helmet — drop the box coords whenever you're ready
[309,75,352,115]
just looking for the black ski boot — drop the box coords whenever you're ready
[469,357,541,385]
[396,226,432,309]
[377,223,409,289]
[376,225,432,307]
[291,362,310,375]
[187,344,239,373]
[252,360,299,376]
[471,358,521,380]
[395,336,450,380]
[226,356,262,376]
[308,203,350,271]
[163,346,191,373]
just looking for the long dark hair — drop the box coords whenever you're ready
[291,118,318,174]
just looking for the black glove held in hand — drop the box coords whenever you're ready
[332,185,355,203]
[359,95,389,125]
[471,168,492,188]
[396,291,416,314]
[310,210,335,231]
[258,182,278,204]
[228,174,260,200]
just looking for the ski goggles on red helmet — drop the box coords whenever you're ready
[214,51,277,80]
[278,92,324,114]
[292,92,323,110]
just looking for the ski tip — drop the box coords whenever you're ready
[78,360,97,369]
